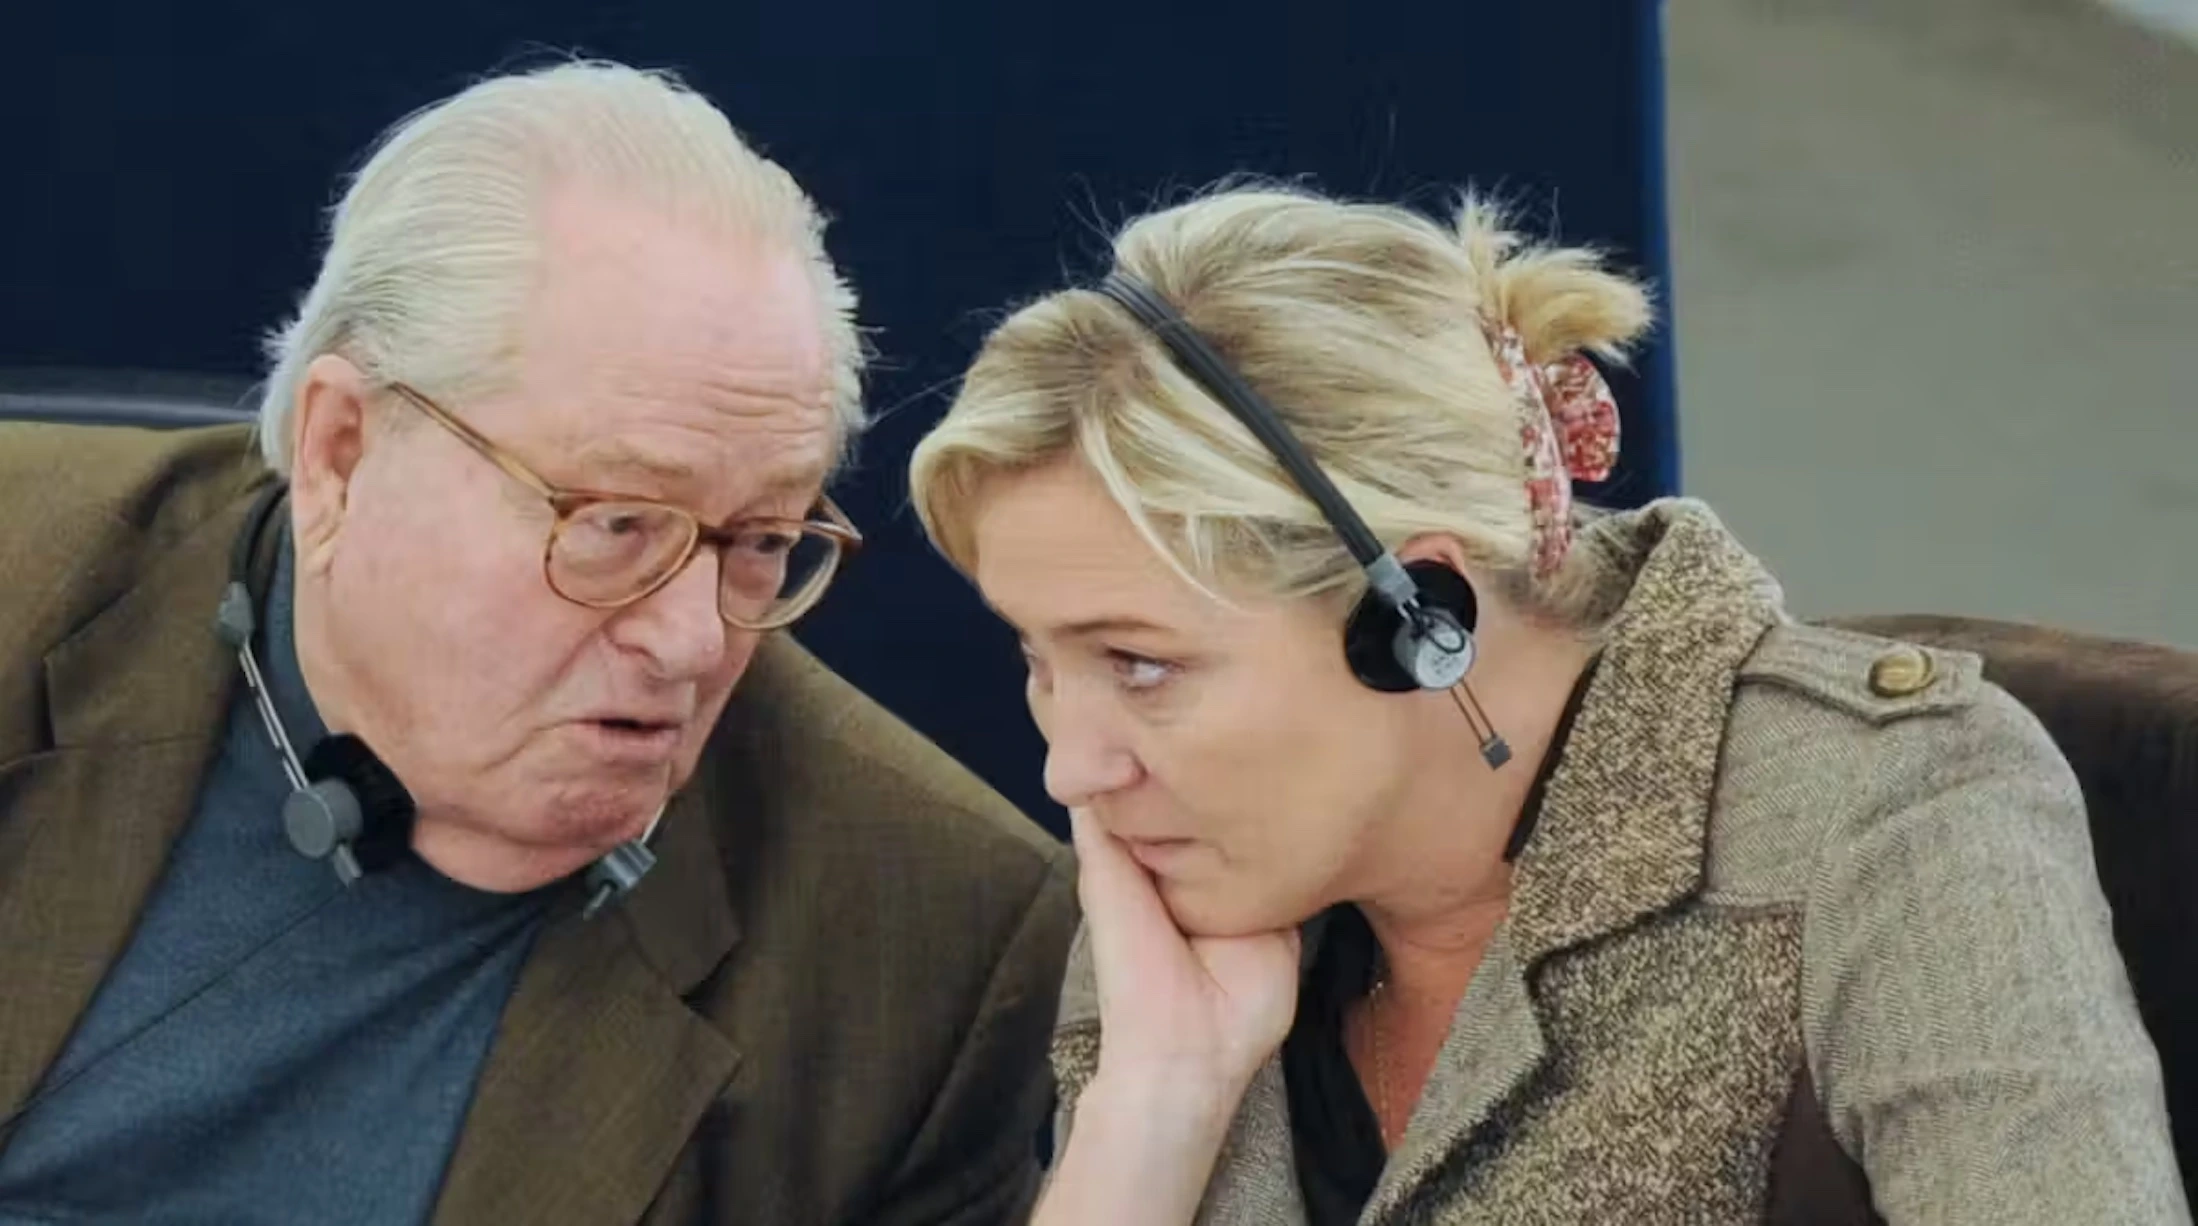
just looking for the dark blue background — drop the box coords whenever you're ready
[0,2,1675,835]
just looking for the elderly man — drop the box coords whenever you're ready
[0,61,1075,1224]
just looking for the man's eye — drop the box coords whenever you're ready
[737,529,799,557]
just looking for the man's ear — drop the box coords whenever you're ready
[289,353,374,578]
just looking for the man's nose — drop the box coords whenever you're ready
[610,550,731,679]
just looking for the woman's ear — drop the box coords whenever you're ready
[1390,532,1514,638]
[1391,532,1546,640]
[1392,532,1479,585]
[288,353,374,578]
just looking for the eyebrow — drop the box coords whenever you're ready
[1043,615,1177,640]
[568,440,703,489]
[564,441,828,516]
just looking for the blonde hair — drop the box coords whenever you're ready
[257,59,864,474]
[908,182,1654,626]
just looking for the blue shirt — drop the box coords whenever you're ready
[0,538,555,1225]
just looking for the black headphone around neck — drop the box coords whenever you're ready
[1093,271,1512,769]
[213,482,658,916]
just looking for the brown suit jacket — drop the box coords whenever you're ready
[0,422,1079,1224]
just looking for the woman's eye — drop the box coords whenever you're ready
[1109,651,1177,692]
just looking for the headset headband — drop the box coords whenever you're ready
[1092,271,1423,618]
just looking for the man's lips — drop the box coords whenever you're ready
[571,714,687,762]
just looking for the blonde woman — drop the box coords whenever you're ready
[907,185,2189,1223]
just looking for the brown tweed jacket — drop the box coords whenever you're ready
[1048,499,2190,1224]
[0,422,1079,1225]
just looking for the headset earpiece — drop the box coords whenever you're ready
[1343,561,1479,692]
[282,733,416,884]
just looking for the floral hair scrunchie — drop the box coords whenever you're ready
[1479,320,1621,578]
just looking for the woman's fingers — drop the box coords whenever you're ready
[1069,808,1189,982]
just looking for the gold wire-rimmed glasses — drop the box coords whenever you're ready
[386,382,861,630]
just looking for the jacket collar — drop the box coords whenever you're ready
[1504,498,1782,966]
[1372,499,1783,1219]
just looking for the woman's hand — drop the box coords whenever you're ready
[1031,811,1301,1226]
[1070,810,1302,1103]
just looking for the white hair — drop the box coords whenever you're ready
[256,59,864,473]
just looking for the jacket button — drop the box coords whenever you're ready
[1868,646,1937,697]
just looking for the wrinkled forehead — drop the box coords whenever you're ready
[522,187,833,377]
[480,205,842,514]
[441,375,839,525]
[560,408,838,510]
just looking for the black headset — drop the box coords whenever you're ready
[214,481,658,916]
[1093,271,1511,769]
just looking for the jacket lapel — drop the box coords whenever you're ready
[1503,502,1780,970]
[1363,500,1782,1222]
[1360,931,1546,1224]
[0,478,264,1124]
[432,753,743,1224]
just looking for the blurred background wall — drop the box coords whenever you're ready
[1668,0,2198,649]
[1,0,2190,830]
[0,1,1675,835]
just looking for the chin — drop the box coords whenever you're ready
[562,790,667,847]
[519,773,671,850]
[1156,877,1312,940]
[407,764,671,892]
